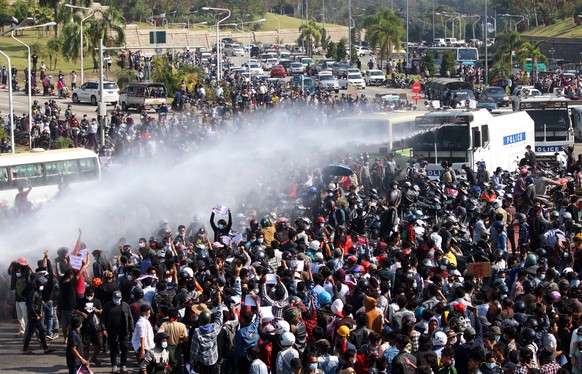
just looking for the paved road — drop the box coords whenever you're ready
[0,321,128,373]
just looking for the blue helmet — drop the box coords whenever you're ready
[525,176,534,185]
[408,214,417,223]
[471,186,481,194]
[318,291,332,305]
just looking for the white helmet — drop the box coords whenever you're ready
[280,331,296,347]
[183,267,194,278]
[432,331,447,347]
[276,320,290,335]
[331,298,344,315]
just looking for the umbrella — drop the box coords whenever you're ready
[324,164,354,176]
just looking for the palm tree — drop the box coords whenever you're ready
[517,41,547,83]
[46,37,63,70]
[85,7,126,65]
[363,10,405,69]
[298,20,322,57]
[493,31,525,77]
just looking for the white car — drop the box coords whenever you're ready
[357,46,373,56]
[289,62,305,75]
[346,68,362,77]
[262,58,278,71]
[72,81,119,106]
[364,70,386,86]
[244,62,263,75]
[229,45,245,57]
[339,73,366,89]
[317,74,340,92]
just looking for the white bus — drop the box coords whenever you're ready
[0,148,101,207]
[425,47,479,73]
[408,109,535,178]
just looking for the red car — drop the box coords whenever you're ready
[270,64,286,78]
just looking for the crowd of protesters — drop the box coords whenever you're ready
[6,134,582,374]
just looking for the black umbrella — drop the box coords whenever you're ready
[324,164,354,176]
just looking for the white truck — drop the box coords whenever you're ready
[409,109,535,178]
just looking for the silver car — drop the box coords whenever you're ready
[317,74,340,92]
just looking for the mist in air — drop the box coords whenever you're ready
[0,108,424,264]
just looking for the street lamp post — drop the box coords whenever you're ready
[9,21,56,149]
[202,7,231,80]
[65,4,94,85]
[348,0,352,63]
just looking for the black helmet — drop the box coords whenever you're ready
[357,278,370,292]
[131,287,144,299]
[520,327,536,342]
[523,279,535,293]
[198,310,212,324]
[527,316,539,330]
[514,313,528,325]
[57,247,69,257]
[255,250,266,260]
[439,258,450,267]
[535,248,546,258]
[178,270,191,282]
[558,279,570,291]
[514,300,527,313]
[497,285,509,295]
[154,331,169,344]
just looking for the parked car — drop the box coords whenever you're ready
[480,86,510,107]
[332,62,351,77]
[262,58,279,71]
[72,81,119,106]
[357,46,373,56]
[243,62,263,75]
[339,73,366,89]
[317,74,340,92]
[224,44,245,57]
[364,70,386,86]
[289,62,305,75]
[270,64,286,78]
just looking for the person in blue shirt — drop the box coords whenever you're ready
[234,293,261,374]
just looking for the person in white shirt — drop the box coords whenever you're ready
[132,304,155,373]
[248,346,269,374]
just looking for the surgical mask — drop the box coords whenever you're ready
[320,223,325,228]
[127,275,133,281]
[571,279,580,287]
[450,338,457,345]
[485,363,496,369]
[165,278,172,283]
[39,286,44,291]
[257,238,264,244]
[86,295,94,301]
[309,363,318,371]
[139,243,145,248]
[539,274,546,280]
[495,335,501,342]
[407,273,413,278]
[161,342,168,349]
[113,298,121,305]
[440,265,447,270]
[218,224,224,229]
[15,272,22,278]
[412,283,417,289]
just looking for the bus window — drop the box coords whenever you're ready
[0,167,9,190]
[12,164,44,187]
[45,160,79,185]
[79,158,98,180]
[482,125,490,147]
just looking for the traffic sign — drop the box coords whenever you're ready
[412,95,422,100]
[412,82,422,93]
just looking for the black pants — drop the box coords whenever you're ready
[23,317,48,350]
[197,362,219,374]
[109,333,129,366]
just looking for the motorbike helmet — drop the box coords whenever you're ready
[439,258,450,270]
[154,331,169,345]
[432,331,447,347]
[357,278,370,292]
[515,213,526,223]
[535,248,546,258]
[497,285,509,295]
[276,320,291,335]
[315,216,326,224]
[280,331,296,347]
[523,279,535,293]
[131,287,144,300]
[562,212,573,220]
[514,300,527,314]
[407,214,417,223]
[255,250,266,261]
[260,217,272,228]
[198,310,212,324]
[520,327,536,343]
[435,301,449,315]
[525,176,534,185]
[526,317,539,331]
[318,291,332,306]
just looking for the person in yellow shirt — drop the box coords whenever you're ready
[443,247,458,267]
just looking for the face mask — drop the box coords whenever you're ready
[440,265,447,270]
[407,273,413,278]
[485,363,496,369]
[495,335,501,342]
[86,295,94,301]
[127,275,133,281]
[218,224,224,229]
[113,298,121,305]
[450,338,457,345]
[165,278,172,283]
[572,279,580,287]
[39,286,44,291]
[257,238,264,244]
[320,223,325,228]
[412,283,417,289]
[161,342,168,349]
[309,363,318,371]
[539,275,546,280]
[15,272,22,278]
[578,335,582,343]
[139,243,145,248]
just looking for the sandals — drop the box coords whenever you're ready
[44,347,55,354]
[22,349,35,355]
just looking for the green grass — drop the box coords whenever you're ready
[522,18,582,38]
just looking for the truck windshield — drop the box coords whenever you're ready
[527,110,570,131]
[412,125,470,151]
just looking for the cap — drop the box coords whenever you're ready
[501,362,517,372]
[16,257,28,266]
[113,290,122,299]
[452,302,466,313]
[212,242,224,249]
[491,326,501,335]
[337,325,350,337]
[103,270,113,279]
[191,303,210,316]
[290,358,303,369]
[464,327,476,337]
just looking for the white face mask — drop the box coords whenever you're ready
[39,286,44,291]
[86,295,94,301]
[165,278,172,283]
[15,272,22,278]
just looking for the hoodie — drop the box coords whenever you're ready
[365,296,383,334]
